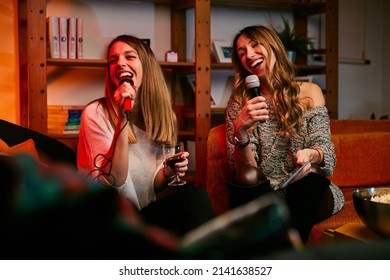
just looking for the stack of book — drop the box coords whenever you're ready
[47,16,83,59]
[48,105,84,135]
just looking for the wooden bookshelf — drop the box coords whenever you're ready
[18,0,338,188]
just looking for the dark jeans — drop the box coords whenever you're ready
[284,172,334,242]
[228,172,334,243]
[140,186,216,236]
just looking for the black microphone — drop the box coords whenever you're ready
[245,75,260,98]
[119,77,134,121]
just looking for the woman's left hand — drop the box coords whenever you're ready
[168,151,189,177]
[293,149,316,181]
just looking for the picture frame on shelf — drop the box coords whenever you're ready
[187,74,196,93]
[220,75,234,107]
[213,40,232,63]
[187,74,216,106]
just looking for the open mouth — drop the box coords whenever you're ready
[119,72,133,79]
[251,58,263,69]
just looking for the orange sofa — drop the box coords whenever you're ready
[206,120,390,243]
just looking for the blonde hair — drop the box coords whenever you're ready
[231,25,308,138]
[103,35,177,145]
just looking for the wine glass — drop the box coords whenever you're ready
[163,142,186,186]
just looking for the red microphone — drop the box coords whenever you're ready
[119,78,133,121]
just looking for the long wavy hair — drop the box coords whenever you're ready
[231,25,308,138]
[100,35,177,145]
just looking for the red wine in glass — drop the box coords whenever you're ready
[166,155,184,169]
[163,142,186,186]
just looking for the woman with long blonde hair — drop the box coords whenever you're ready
[78,35,214,235]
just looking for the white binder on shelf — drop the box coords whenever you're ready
[68,17,77,59]
[46,16,60,59]
[59,17,68,59]
[76,17,83,59]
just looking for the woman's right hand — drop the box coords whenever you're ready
[234,96,269,134]
[114,81,137,117]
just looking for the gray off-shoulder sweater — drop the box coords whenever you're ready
[225,98,344,214]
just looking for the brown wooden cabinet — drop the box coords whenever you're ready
[18,0,338,188]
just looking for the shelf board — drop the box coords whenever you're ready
[47,59,324,73]
[211,62,325,74]
[50,133,79,139]
[51,130,195,138]
[178,130,195,137]
[47,58,195,70]
[210,0,326,14]
[211,107,225,113]
[134,0,285,11]
[136,0,326,14]
[211,62,233,69]
[297,65,326,75]
[47,58,106,67]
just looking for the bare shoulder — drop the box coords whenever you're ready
[298,82,325,107]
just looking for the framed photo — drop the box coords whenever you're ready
[187,74,196,93]
[213,40,232,63]
[187,74,216,105]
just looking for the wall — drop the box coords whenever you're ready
[0,0,19,123]
[382,0,390,118]
[338,0,388,119]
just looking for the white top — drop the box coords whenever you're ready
[77,101,164,210]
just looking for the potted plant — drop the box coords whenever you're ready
[271,17,313,62]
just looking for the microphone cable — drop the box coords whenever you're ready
[87,119,129,188]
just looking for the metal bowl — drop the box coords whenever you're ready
[352,188,390,237]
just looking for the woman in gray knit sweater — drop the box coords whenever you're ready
[225,25,344,242]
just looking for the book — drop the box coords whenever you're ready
[46,16,60,59]
[76,17,83,59]
[62,130,80,135]
[48,111,69,117]
[47,105,84,135]
[67,118,80,124]
[59,17,68,59]
[68,17,77,59]
[64,124,80,131]
[48,105,84,111]
[47,116,69,123]
[68,109,82,116]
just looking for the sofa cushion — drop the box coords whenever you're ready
[330,132,390,187]
[0,138,39,160]
[0,119,76,168]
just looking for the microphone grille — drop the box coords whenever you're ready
[245,75,260,89]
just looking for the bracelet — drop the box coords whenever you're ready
[234,135,250,147]
[313,148,322,164]
[98,173,126,189]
